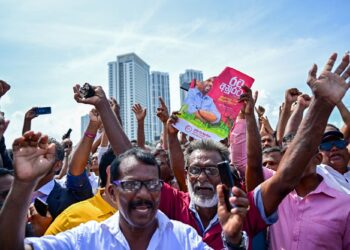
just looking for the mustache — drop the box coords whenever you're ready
[193,182,215,191]
[129,199,154,209]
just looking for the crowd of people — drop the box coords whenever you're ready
[0,52,350,249]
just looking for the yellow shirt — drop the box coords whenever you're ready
[45,188,117,235]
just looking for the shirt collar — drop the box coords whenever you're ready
[37,179,55,196]
[291,179,339,199]
[94,188,117,216]
[102,210,173,239]
[189,200,218,234]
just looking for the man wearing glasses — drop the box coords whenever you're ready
[0,133,248,250]
[317,127,350,194]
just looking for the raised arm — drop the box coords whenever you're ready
[276,88,301,145]
[73,84,131,155]
[167,112,187,192]
[239,87,264,192]
[336,101,350,140]
[283,94,311,143]
[156,96,170,150]
[22,108,38,135]
[132,103,146,149]
[69,109,101,176]
[261,52,350,216]
[0,131,55,250]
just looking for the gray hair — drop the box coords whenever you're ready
[184,139,229,169]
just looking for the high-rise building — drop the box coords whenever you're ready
[108,53,152,142]
[179,69,203,105]
[81,114,89,137]
[150,71,170,141]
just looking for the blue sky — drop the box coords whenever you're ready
[0,0,349,144]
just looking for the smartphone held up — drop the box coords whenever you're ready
[79,83,95,99]
[34,107,51,116]
[217,160,235,210]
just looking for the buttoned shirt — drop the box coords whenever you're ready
[26,210,211,250]
[317,164,350,194]
[45,188,116,235]
[269,180,350,250]
[185,87,221,124]
[160,183,277,250]
[32,179,55,202]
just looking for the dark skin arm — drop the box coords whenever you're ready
[73,84,131,155]
[167,112,187,192]
[0,131,55,250]
[276,88,301,146]
[283,94,311,137]
[22,107,38,135]
[157,96,169,150]
[260,52,350,217]
[239,87,264,192]
[132,103,146,149]
[337,101,350,140]
[69,109,101,176]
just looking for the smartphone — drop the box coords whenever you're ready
[34,107,51,115]
[217,160,235,210]
[62,128,72,140]
[79,83,95,98]
[34,197,48,216]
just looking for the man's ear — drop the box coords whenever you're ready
[314,152,323,165]
[107,185,118,203]
[53,161,63,172]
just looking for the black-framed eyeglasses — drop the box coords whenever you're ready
[112,179,163,192]
[319,140,348,151]
[188,166,219,177]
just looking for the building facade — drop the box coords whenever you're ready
[150,71,170,141]
[108,53,152,142]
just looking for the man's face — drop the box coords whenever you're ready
[202,78,214,95]
[320,138,350,173]
[112,156,160,229]
[262,151,282,171]
[154,150,174,183]
[0,174,13,208]
[261,134,275,149]
[90,153,99,174]
[186,149,222,208]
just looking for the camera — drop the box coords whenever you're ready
[79,83,95,98]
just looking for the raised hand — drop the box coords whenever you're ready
[238,86,255,116]
[12,131,56,183]
[73,84,107,107]
[285,88,301,105]
[89,108,102,126]
[217,185,249,244]
[24,107,38,121]
[0,80,11,98]
[166,112,180,135]
[308,52,350,105]
[156,96,169,123]
[296,93,311,109]
[132,103,147,121]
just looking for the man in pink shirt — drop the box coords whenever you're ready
[240,52,350,249]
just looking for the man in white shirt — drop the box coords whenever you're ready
[0,132,249,250]
[317,129,350,194]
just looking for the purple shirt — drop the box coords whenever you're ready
[269,180,350,250]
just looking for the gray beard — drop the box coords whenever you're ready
[186,179,218,208]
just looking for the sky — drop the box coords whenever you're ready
[0,0,349,145]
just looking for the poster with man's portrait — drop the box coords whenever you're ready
[174,67,255,141]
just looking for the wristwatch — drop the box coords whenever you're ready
[221,231,248,250]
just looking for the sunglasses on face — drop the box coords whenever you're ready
[112,179,163,192]
[188,166,219,177]
[319,140,348,151]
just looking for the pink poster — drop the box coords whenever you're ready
[174,67,255,141]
